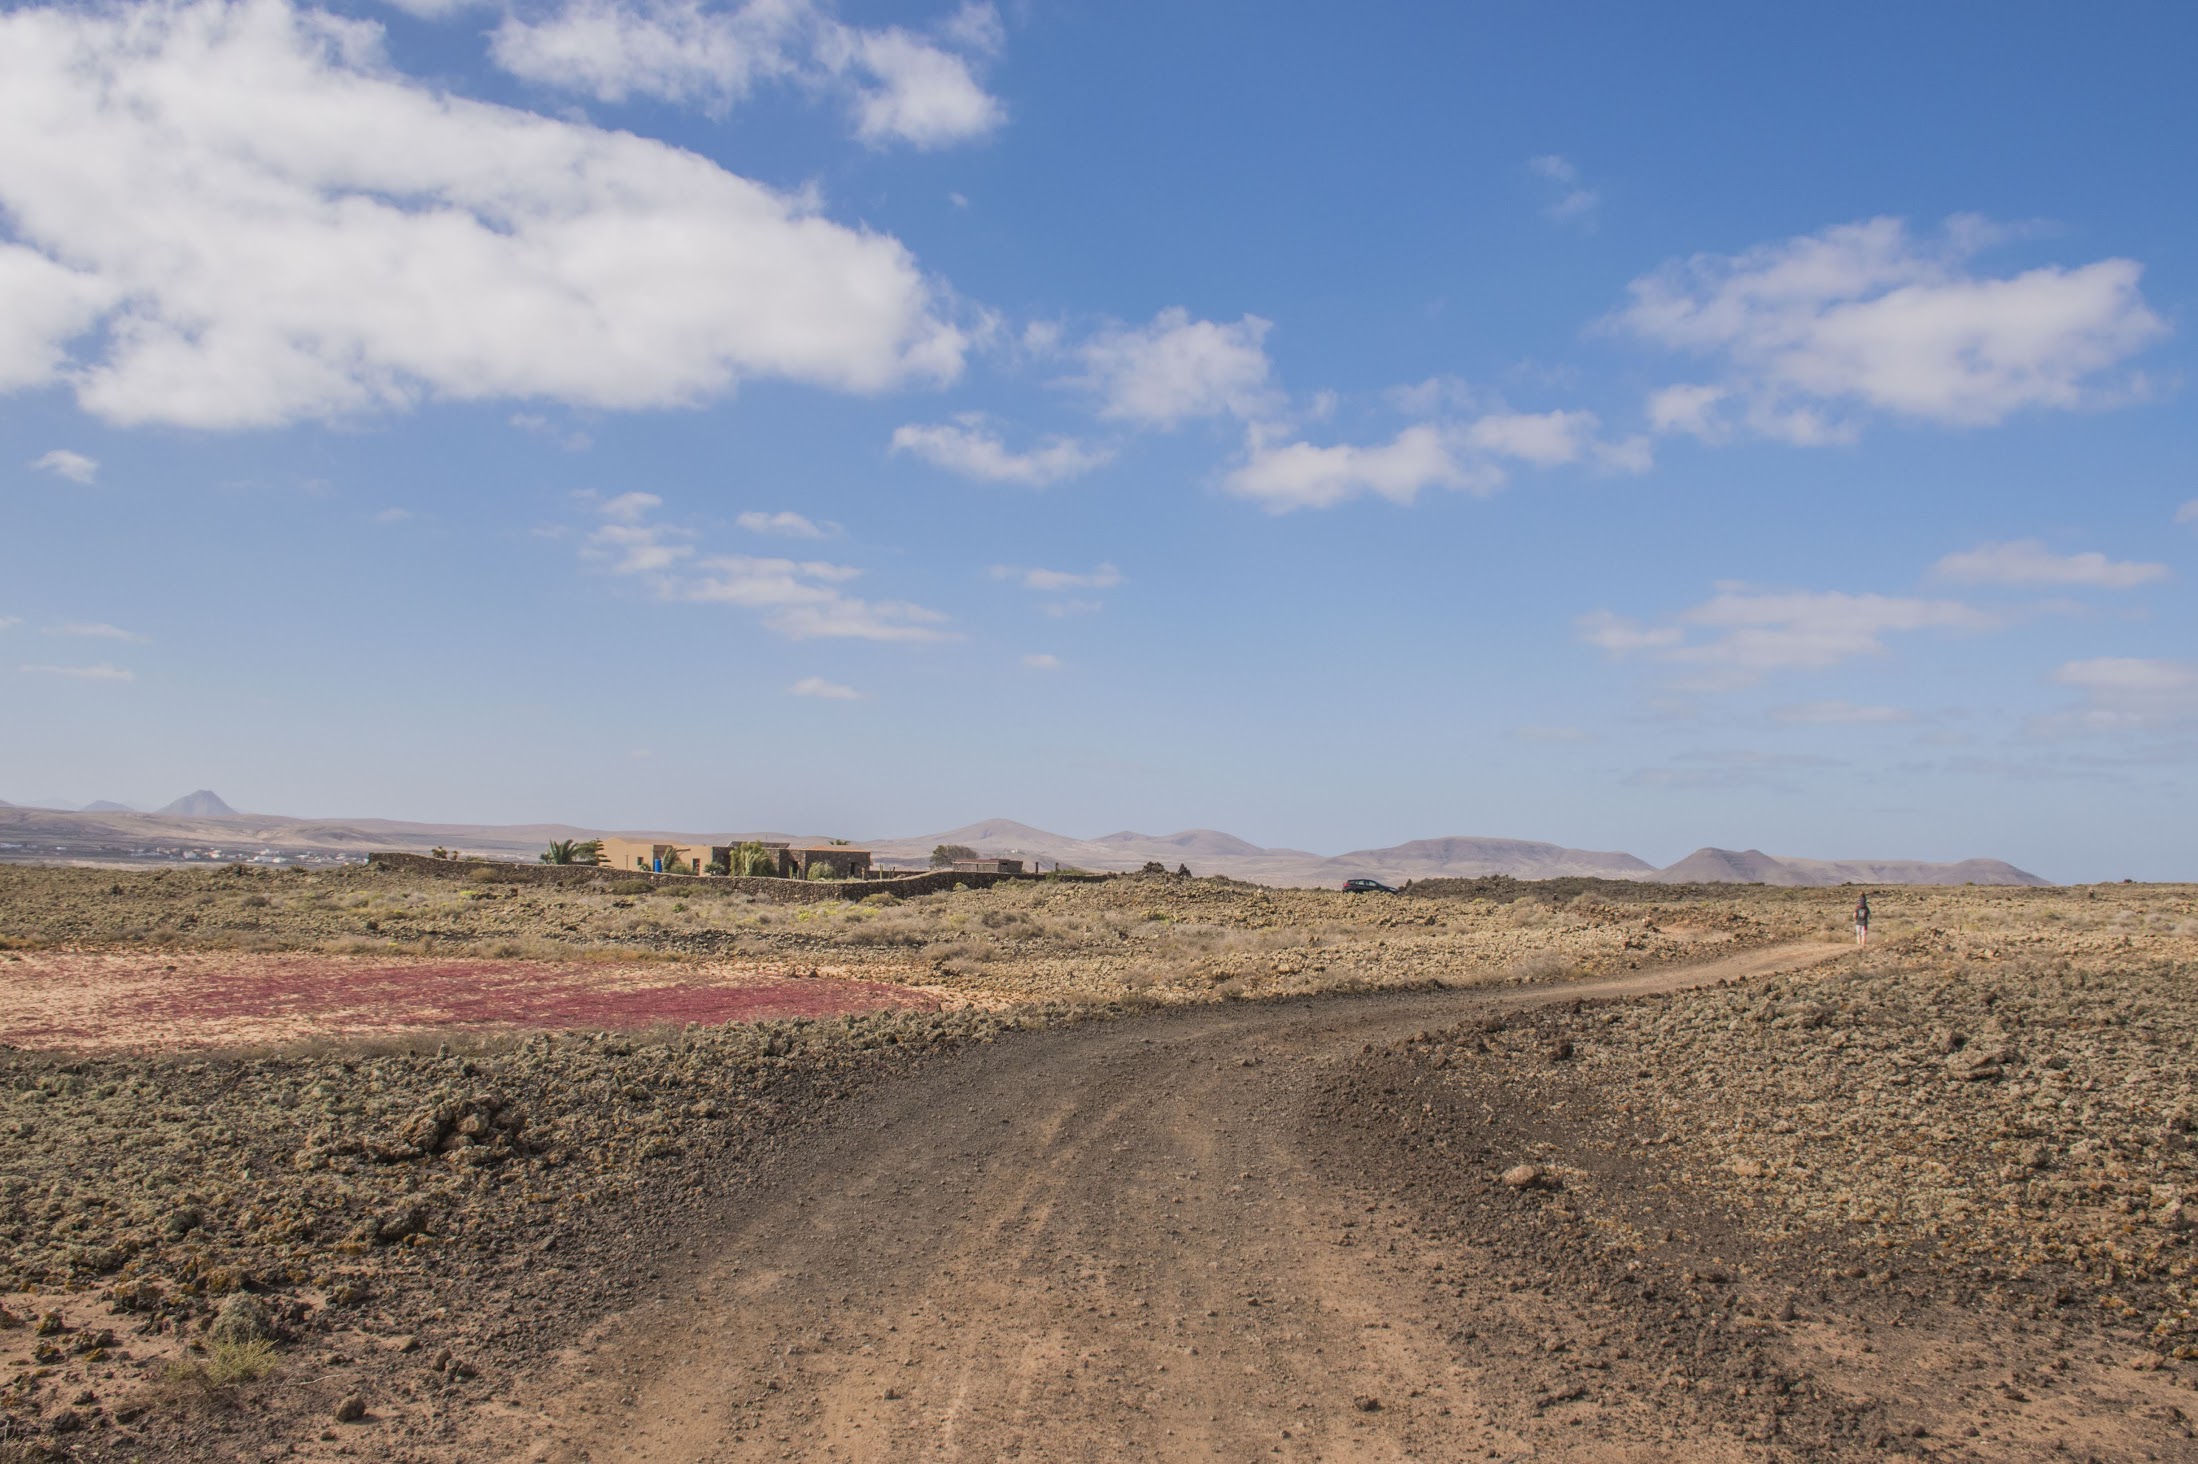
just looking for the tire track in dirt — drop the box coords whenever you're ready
[460,942,1850,1462]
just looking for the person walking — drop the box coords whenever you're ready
[1853,892,1872,948]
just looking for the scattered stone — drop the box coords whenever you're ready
[1501,1164,1544,1189]
[1352,1394,1382,1412]
[333,1393,366,1423]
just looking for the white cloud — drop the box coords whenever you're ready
[1461,409,1599,467]
[1770,699,1914,726]
[891,418,1113,485]
[48,622,149,643]
[1040,598,1102,618]
[2176,499,2198,527]
[1583,587,2001,682]
[372,507,412,524]
[737,510,837,539]
[2048,657,2198,731]
[586,496,950,642]
[30,449,98,484]
[1526,154,1597,225]
[825,18,1004,149]
[935,2,1004,56]
[1224,424,1486,511]
[20,662,134,681]
[790,675,864,700]
[1619,217,2166,441]
[1933,539,2167,589]
[599,491,663,523]
[0,0,967,429]
[1644,383,1728,441]
[489,0,804,110]
[1224,407,1641,513]
[991,563,1122,592]
[1575,611,1684,655]
[0,617,21,632]
[1075,308,1276,427]
[1021,652,1060,671]
[489,0,1003,147]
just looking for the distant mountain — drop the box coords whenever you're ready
[0,800,2052,887]
[1335,836,1654,881]
[1651,847,2047,888]
[80,800,139,813]
[158,790,237,817]
[1656,847,1800,884]
[869,822,1663,886]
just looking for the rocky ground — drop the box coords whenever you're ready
[0,868,2190,1460]
[1314,903,2198,1459]
[0,862,1817,1011]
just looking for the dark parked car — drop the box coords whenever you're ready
[1342,878,1398,894]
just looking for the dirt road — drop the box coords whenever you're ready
[461,943,1866,1462]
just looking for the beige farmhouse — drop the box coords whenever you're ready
[592,839,871,879]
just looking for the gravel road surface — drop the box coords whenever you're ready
[469,943,1864,1463]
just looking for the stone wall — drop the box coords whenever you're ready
[363,851,1105,903]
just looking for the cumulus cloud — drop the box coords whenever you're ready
[489,0,1003,146]
[990,563,1121,592]
[1224,424,1482,511]
[1770,699,1914,726]
[372,507,412,524]
[1526,154,1597,225]
[737,510,837,539]
[1933,539,2167,589]
[1075,308,1276,427]
[20,662,134,681]
[0,0,967,429]
[1223,408,1642,513]
[1020,652,1060,670]
[2048,657,2198,732]
[1619,217,2166,443]
[2177,500,2198,527]
[30,449,97,484]
[891,417,1113,485]
[488,0,806,110]
[48,622,149,643]
[790,675,864,700]
[0,617,21,632]
[1582,587,2000,682]
[823,17,1003,148]
[586,496,950,641]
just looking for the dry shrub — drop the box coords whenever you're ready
[160,1337,277,1407]
[1505,949,1572,982]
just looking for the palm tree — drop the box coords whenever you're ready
[541,839,601,865]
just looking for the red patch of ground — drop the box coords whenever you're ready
[0,951,942,1052]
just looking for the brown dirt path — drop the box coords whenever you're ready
[448,942,1853,1463]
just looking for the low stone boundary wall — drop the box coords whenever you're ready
[363,851,1107,903]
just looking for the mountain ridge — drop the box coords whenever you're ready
[0,803,2050,887]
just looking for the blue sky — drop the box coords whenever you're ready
[2,0,2193,880]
